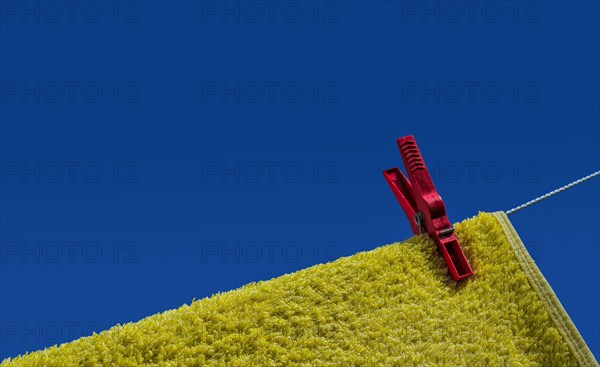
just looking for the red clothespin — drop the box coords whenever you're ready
[383,135,473,281]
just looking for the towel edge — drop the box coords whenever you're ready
[491,211,599,367]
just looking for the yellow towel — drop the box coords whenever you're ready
[2,212,597,367]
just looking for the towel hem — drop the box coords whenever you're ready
[491,211,599,367]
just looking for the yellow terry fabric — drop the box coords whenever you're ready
[2,212,597,367]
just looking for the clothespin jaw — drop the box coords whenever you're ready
[383,135,473,281]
